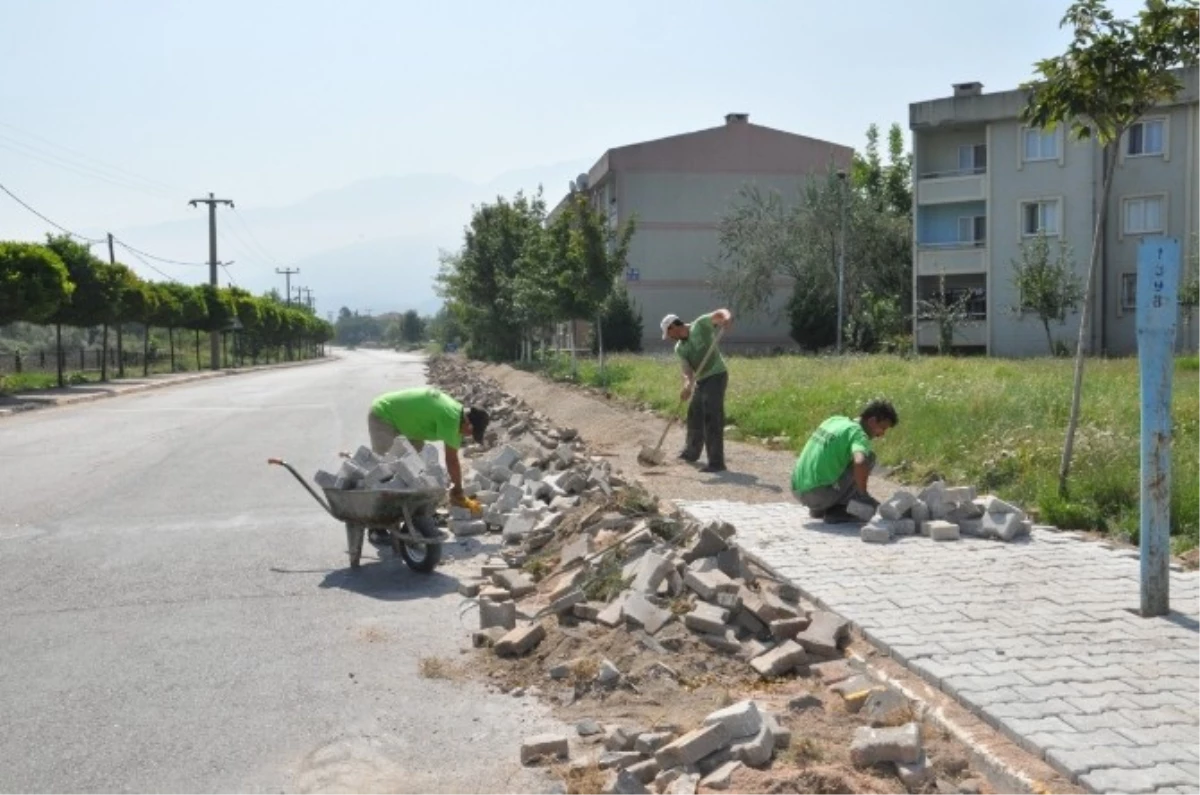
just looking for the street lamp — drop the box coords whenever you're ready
[836,170,848,355]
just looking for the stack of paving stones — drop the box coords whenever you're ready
[314,441,450,492]
[853,481,1039,545]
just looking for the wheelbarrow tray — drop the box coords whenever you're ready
[321,486,444,526]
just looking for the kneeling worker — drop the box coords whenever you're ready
[790,399,898,524]
[368,386,489,514]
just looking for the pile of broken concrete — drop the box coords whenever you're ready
[853,481,1036,545]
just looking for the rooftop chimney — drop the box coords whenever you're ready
[953,82,983,98]
[725,112,750,124]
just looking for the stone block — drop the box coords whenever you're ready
[560,535,590,566]
[684,568,737,601]
[624,759,660,785]
[684,601,731,635]
[631,552,674,594]
[978,494,1023,516]
[700,761,742,790]
[683,525,728,562]
[479,599,517,630]
[599,751,643,770]
[479,585,511,601]
[958,518,985,537]
[892,518,917,536]
[788,692,823,711]
[863,687,912,727]
[450,518,487,537]
[758,588,800,621]
[551,494,580,511]
[605,725,640,751]
[596,593,629,627]
[494,622,546,657]
[664,772,700,795]
[472,627,507,647]
[497,484,524,512]
[715,547,749,582]
[942,486,976,504]
[703,699,763,739]
[750,640,808,678]
[604,769,649,794]
[314,470,338,489]
[520,733,569,765]
[926,520,960,541]
[635,732,675,755]
[911,500,930,524]
[846,499,877,521]
[878,491,916,520]
[491,445,522,472]
[597,659,622,686]
[573,601,604,621]
[831,675,882,713]
[982,511,1026,541]
[764,711,791,749]
[730,723,774,768]
[457,580,482,597]
[655,723,733,769]
[701,629,744,655]
[861,523,892,543]
[894,754,934,790]
[769,616,809,641]
[623,592,673,635]
[794,610,848,657]
[849,723,922,767]
[548,587,586,616]
[735,609,767,637]
[492,569,537,598]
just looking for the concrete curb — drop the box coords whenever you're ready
[0,355,338,418]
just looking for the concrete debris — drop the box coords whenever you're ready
[316,440,449,494]
[849,722,923,767]
[520,733,569,765]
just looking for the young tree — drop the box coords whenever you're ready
[1180,234,1199,352]
[594,284,645,354]
[156,283,207,371]
[1021,0,1198,495]
[918,271,976,355]
[400,309,424,343]
[0,242,73,325]
[148,283,182,371]
[1010,230,1085,355]
[44,234,108,387]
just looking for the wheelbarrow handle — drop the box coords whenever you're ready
[267,457,333,516]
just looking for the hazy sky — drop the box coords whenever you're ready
[0,0,1146,286]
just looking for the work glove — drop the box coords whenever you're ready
[449,488,483,516]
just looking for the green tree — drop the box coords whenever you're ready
[918,271,976,355]
[1021,0,1198,495]
[593,284,644,354]
[115,271,159,377]
[1180,234,1199,352]
[155,283,207,371]
[400,309,424,343]
[44,235,108,387]
[147,283,182,371]
[0,242,73,325]
[1010,230,1085,355]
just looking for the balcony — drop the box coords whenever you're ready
[917,168,988,205]
[916,242,987,275]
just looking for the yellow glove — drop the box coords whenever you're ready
[450,490,483,516]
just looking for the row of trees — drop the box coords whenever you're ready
[435,188,639,368]
[712,122,914,353]
[331,307,429,348]
[0,234,333,386]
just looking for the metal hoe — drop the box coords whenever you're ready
[638,325,726,467]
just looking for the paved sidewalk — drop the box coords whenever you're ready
[679,499,1200,795]
[0,356,335,417]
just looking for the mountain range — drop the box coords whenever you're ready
[112,158,595,318]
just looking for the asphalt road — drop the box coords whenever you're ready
[0,349,563,794]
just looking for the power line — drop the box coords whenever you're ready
[0,179,105,243]
[122,247,181,284]
[231,206,280,265]
[111,236,207,267]
[221,262,237,287]
[0,136,176,202]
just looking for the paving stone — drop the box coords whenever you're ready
[623,592,673,635]
[1080,764,1195,794]
[849,723,922,767]
[631,552,674,594]
[862,687,912,727]
[634,731,674,755]
[703,699,763,739]
[683,568,737,601]
[605,725,641,751]
[599,751,643,770]
[683,525,728,562]
[861,523,891,543]
[729,723,774,768]
[699,760,741,790]
[603,768,649,794]
[878,491,917,520]
[479,599,517,631]
[521,733,569,765]
[494,623,546,657]
[596,593,630,627]
[492,568,537,598]
[700,628,743,655]
[926,520,960,541]
[655,723,732,769]
[750,640,808,678]
[895,754,935,790]
[794,610,848,656]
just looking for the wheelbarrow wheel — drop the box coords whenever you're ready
[400,513,442,573]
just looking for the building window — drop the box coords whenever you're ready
[1121,273,1137,311]
[1021,200,1060,236]
[957,215,986,244]
[1126,119,1165,156]
[1123,196,1165,235]
[1023,128,1058,161]
[958,143,987,174]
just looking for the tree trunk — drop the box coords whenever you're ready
[1059,141,1120,497]
[101,323,109,382]
[169,327,176,372]
[596,312,606,388]
[117,324,126,378]
[1043,319,1055,356]
[570,322,578,378]
[194,329,201,370]
[143,324,151,377]
[56,323,64,388]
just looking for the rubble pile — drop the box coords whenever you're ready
[313,440,450,492]
[854,481,1035,545]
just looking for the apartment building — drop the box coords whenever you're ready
[909,68,1199,357]
[549,114,854,352]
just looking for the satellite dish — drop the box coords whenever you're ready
[576,174,589,190]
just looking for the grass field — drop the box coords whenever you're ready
[533,352,1200,553]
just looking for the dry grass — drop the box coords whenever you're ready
[554,761,607,795]
[418,656,463,681]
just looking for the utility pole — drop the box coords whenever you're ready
[104,233,116,381]
[276,267,300,306]
[835,170,847,356]
[188,192,235,370]
[300,287,314,311]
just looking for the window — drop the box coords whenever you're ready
[1023,128,1058,161]
[1121,273,1137,311]
[958,143,987,173]
[1123,196,1164,235]
[957,215,987,244]
[1022,200,1060,236]
[1127,119,1165,156]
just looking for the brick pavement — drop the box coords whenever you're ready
[678,499,1200,794]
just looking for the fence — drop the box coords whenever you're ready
[1,338,325,376]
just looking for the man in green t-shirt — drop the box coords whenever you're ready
[790,400,899,524]
[368,386,490,512]
[661,308,733,473]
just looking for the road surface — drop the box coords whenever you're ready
[0,349,562,794]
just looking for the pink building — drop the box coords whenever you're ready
[552,113,854,351]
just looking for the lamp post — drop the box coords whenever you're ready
[836,170,848,355]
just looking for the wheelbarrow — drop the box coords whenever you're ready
[267,457,452,572]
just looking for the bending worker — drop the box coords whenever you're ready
[368,386,489,514]
[660,307,733,473]
[790,399,898,524]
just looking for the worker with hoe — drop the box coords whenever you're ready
[660,307,733,473]
[790,399,898,524]
[367,386,489,522]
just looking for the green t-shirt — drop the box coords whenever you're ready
[791,416,872,493]
[674,313,727,381]
[371,387,464,449]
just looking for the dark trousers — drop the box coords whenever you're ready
[682,371,728,467]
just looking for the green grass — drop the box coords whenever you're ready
[531,352,1200,553]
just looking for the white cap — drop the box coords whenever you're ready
[660,314,681,340]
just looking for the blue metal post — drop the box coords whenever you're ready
[1136,236,1181,617]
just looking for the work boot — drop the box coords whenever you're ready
[677,451,699,464]
[700,463,726,473]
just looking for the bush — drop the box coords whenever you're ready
[594,286,644,354]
